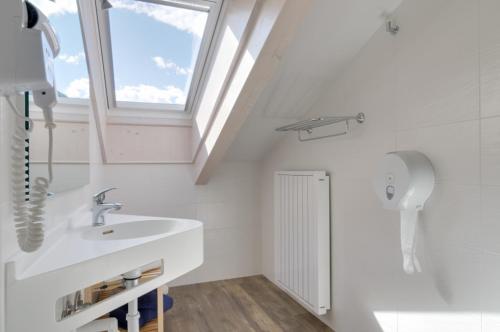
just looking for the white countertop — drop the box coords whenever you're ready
[9,213,202,280]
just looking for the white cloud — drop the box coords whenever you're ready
[64,78,90,98]
[28,0,78,17]
[152,56,191,76]
[58,52,86,65]
[64,78,186,104]
[115,84,186,104]
[110,0,207,37]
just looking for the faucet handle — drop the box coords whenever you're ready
[93,187,117,204]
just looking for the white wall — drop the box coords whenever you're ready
[97,161,261,286]
[259,0,500,331]
[0,98,10,332]
[105,124,192,163]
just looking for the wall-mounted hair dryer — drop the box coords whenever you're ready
[0,0,59,126]
[373,151,435,274]
[0,0,60,252]
[25,0,59,128]
[25,0,61,57]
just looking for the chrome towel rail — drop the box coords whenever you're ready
[275,112,365,141]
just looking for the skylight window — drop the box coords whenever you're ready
[102,0,220,113]
[29,0,89,102]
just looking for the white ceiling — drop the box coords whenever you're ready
[225,0,402,161]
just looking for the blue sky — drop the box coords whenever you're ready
[31,0,208,105]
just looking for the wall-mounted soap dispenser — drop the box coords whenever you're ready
[373,151,435,274]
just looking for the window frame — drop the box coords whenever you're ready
[96,0,223,115]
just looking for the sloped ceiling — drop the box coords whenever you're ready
[225,0,402,161]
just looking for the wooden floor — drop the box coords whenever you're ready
[164,275,333,332]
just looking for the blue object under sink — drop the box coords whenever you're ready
[109,289,174,329]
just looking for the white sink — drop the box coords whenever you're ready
[82,219,179,241]
[6,213,204,332]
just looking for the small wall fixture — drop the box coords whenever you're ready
[373,151,435,274]
[385,19,400,35]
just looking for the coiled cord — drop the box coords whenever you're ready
[7,96,52,252]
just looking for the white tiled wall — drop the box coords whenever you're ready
[259,0,500,331]
[97,161,261,286]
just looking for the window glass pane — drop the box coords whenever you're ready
[108,0,209,107]
[28,0,89,100]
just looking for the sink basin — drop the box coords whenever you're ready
[6,213,203,332]
[82,219,179,241]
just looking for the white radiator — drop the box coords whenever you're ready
[274,171,331,315]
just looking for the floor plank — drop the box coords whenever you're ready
[164,275,333,332]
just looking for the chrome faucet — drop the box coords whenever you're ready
[92,188,122,226]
